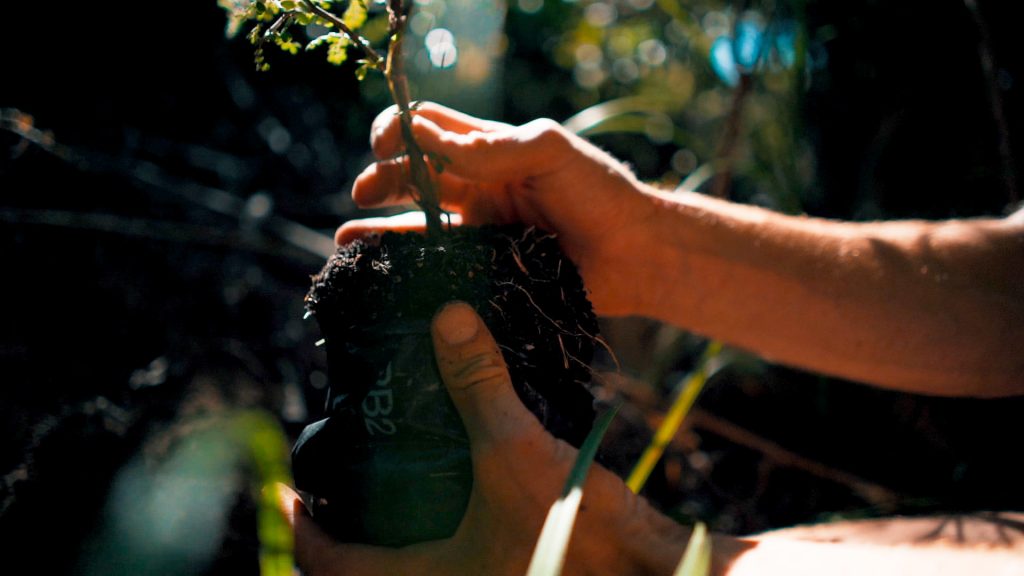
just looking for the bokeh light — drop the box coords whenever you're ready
[425,27,458,69]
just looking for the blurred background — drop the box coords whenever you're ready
[2,0,1022,573]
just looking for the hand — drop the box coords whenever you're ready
[279,302,696,575]
[335,103,665,317]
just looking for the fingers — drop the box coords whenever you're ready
[431,302,543,447]
[405,115,572,182]
[352,157,477,209]
[334,212,463,246]
[284,483,438,575]
[371,106,573,181]
[275,482,302,529]
[275,483,351,574]
[371,102,511,158]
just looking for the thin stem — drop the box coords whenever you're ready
[963,0,1018,206]
[300,0,384,68]
[384,0,443,237]
[710,73,752,199]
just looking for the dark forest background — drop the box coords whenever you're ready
[1,0,1021,573]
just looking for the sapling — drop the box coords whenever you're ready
[220,0,600,546]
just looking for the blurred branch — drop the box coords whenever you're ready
[627,342,722,493]
[130,162,335,259]
[654,0,710,54]
[710,74,753,199]
[963,0,1019,206]
[1,108,73,161]
[0,208,325,264]
[1,109,335,261]
[688,409,900,509]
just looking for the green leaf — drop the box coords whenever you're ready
[275,36,303,54]
[626,341,722,494]
[228,411,295,576]
[327,35,351,65]
[306,32,350,65]
[672,522,711,576]
[342,0,368,30]
[354,60,371,81]
[526,404,621,576]
[248,24,264,45]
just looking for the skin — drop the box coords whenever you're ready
[286,103,1024,574]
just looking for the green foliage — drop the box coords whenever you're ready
[227,411,295,576]
[218,0,380,72]
[307,32,351,65]
[342,0,367,30]
[553,0,814,210]
[627,341,722,494]
[80,409,293,576]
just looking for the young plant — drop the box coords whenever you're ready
[219,0,445,236]
[220,0,601,549]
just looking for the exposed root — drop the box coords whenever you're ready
[577,323,621,373]
[497,280,569,335]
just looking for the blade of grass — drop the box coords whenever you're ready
[562,97,680,135]
[672,522,712,576]
[526,403,621,576]
[627,341,722,493]
[229,410,295,576]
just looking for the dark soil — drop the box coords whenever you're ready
[293,224,599,546]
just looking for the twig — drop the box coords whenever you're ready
[1,112,335,260]
[300,0,383,68]
[688,409,900,508]
[710,6,779,200]
[384,0,443,237]
[0,208,325,263]
[963,0,1019,206]
[710,74,753,199]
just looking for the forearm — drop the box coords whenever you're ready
[600,501,1023,576]
[628,189,1024,397]
[726,538,1024,575]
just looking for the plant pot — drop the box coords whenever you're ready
[292,224,598,547]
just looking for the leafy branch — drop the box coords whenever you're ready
[220,0,445,237]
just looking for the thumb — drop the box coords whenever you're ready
[431,302,542,446]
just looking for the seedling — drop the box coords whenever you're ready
[220,0,601,547]
[219,0,444,235]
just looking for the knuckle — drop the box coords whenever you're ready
[521,118,571,161]
[524,118,566,143]
[447,351,508,391]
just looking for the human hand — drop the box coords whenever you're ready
[335,103,666,317]
[279,302,695,575]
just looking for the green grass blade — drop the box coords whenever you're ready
[672,522,712,576]
[229,410,295,576]
[627,341,722,494]
[526,403,621,576]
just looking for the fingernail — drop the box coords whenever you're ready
[435,302,479,345]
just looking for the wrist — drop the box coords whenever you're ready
[620,186,705,321]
